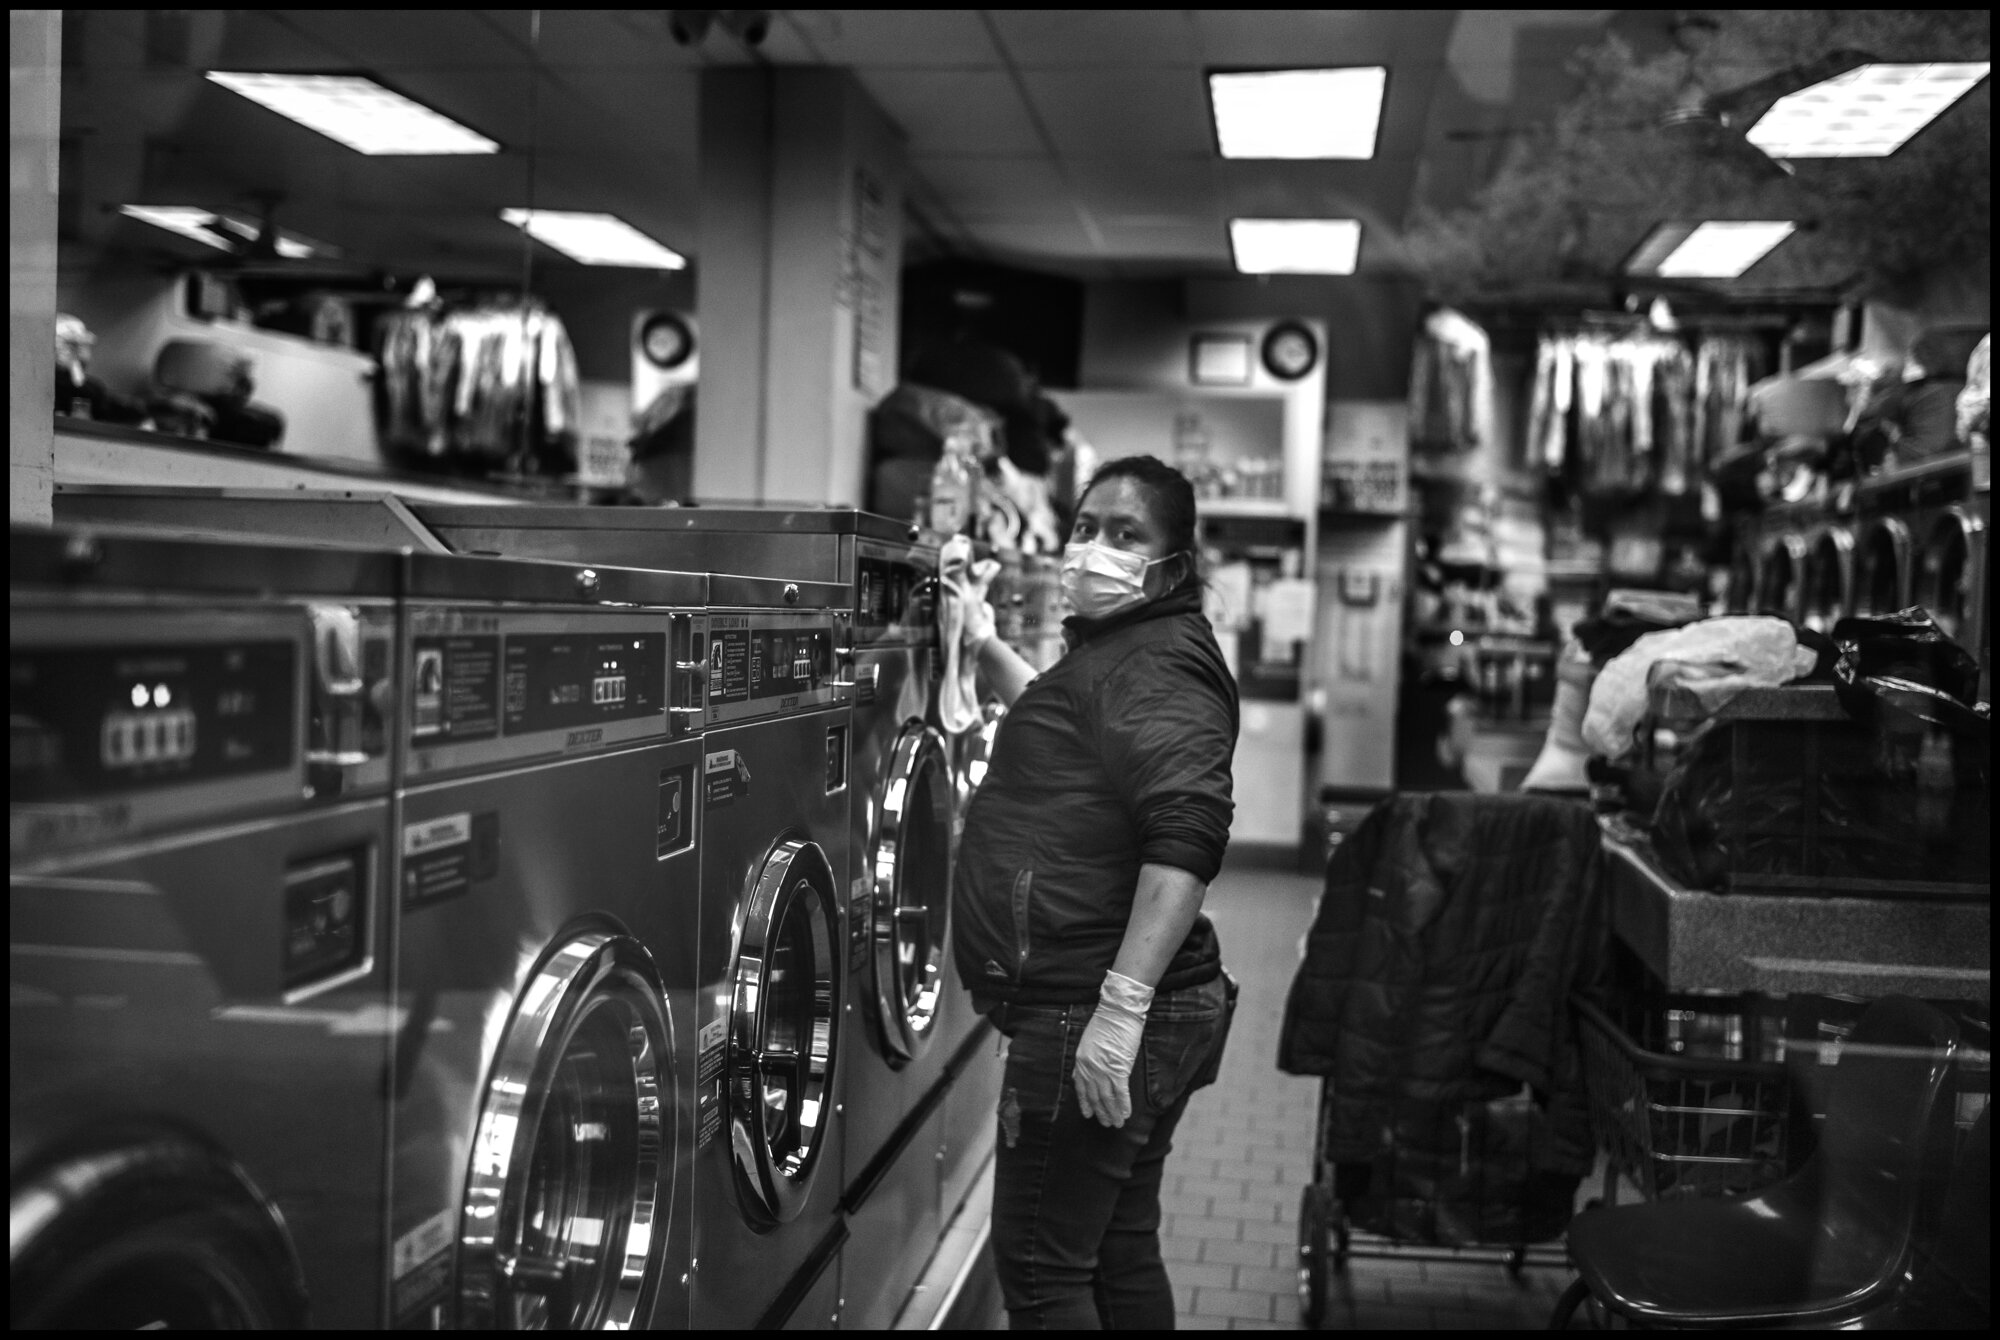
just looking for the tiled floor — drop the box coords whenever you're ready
[1160,860,1583,1330]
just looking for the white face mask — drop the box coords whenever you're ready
[1059,541,1175,619]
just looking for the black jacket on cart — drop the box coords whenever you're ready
[954,585,1236,1010]
[1277,793,1605,1238]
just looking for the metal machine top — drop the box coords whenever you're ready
[415,503,920,543]
[11,524,403,599]
[54,486,458,553]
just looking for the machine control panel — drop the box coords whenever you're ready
[702,611,844,727]
[406,608,682,779]
[854,553,937,647]
[11,641,296,800]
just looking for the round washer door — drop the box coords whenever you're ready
[8,1127,307,1329]
[458,929,676,1330]
[1800,528,1854,632]
[1725,539,1761,614]
[728,839,843,1226]
[871,723,955,1064]
[1853,518,1912,616]
[1754,535,1805,620]
[1917,508,1982,642]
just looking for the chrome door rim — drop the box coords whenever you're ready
[1855,518,1912,614]
[1802,528,1853,631]
[870,724,953,1064]
[1917,507,1980,637]
[727,839,841,1226]
[458,929,674,1330]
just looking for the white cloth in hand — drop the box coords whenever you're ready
[1073,970,1154,1128]
[938,535,1000,735]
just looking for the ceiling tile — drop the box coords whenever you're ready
[1068,157,1218,219]
[968,218,1101,261]
[1017,69,1214,156]
[780,10,1002,66]
[909,155,1072,222]
[856,70,1042,155]
[268,11,528,70]
[1094,222,1228,261]
[1191,9,1456,67]
[986,11,1202,67]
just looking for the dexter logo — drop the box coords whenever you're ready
[565,728,604,749]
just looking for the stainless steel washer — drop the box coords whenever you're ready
[385,551,705,1330]
[10,527,398,1328]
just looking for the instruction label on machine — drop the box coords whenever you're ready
[704,748,751,807]
[696,1016,728,1150]
[411,635,500,744]
[390,1208,455,1324]
[401,811,499,909]
[850,876,873,972]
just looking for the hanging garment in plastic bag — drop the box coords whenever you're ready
[1583,616,1818,763]
[937,535,1002,736]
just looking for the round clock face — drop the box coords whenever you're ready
[639,313,694,370]
[1261,321,1319,381]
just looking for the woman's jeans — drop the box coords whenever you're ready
[988,974,1228,1330]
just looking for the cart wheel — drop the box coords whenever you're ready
[1548,1277,1592,1329]
[1297,1185,1331,1329]
[1331,1213,1351,1271]
[1505,1246,1525,1278]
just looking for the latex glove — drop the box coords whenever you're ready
[1073,970,1153,1128]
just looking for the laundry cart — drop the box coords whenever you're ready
[1277,793,1604,1327]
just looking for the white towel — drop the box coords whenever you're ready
[938,536,1000,736]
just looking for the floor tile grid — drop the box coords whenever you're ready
[1160,864,1585,1330]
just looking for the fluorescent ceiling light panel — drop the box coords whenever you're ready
[119,205,236,251]
[1651,221,1796,279]
[206,72,499,155]
[1229,219,1362,275]
[501,210,687,269]
[1210,67,1387,159]
[1746,61,1990,158]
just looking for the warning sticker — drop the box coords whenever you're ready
[392,1208,456,1279]
[697,1083,723,1150]
[849,876,872,972]
[402,811,499,909]
[703,748,751,807]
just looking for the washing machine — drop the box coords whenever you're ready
[1912,501,1987,651]
[385,550,707,1330]
[1852,515,1914,616]
[411,506,1004,1316]
[10,526,398,1328]
[1798,523,1856,632]
[1723,533,1762,615]
[1752,531,1807,621]
[689,572,854,1329]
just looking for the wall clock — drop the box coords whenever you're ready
[638,312,695,371]
[1261,320,1319,382]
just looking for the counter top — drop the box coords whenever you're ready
[1602,820,1990,1001]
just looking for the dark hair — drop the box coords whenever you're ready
[1079,455,1200,592]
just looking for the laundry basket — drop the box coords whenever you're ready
[1573,992,1793,1203]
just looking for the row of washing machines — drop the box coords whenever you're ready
[11,499,1005,1329]
[1727,473,1988,662]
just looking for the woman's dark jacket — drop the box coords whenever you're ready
[1277,792,1605,1179]
[954,586,1238,1009]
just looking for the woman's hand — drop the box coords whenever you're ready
[1073,970,1153,1127]
[941,573,997,655]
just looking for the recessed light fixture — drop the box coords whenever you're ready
[1745,61,1989,158]
[1229,219,1362,275]
[1209,67,1388,159]
[206,72,499,155]
[501,209,687,269]
[1626,221,1797,280]
[119,204,331,259]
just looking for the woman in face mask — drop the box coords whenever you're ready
[943,455,1239,1330]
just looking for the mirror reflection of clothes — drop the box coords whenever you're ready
[377,299,580,472]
